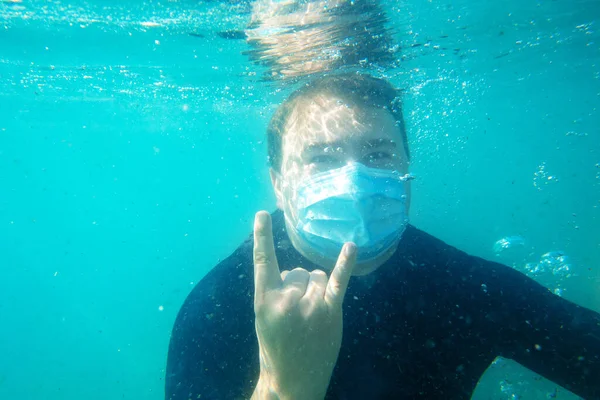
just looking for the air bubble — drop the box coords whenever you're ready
[493,236,525,253]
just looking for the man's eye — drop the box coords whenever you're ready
[364,151,391,162]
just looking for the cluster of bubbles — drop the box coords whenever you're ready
[533,162,559,191]
[499,378,558,400]
[523,251,572,296]
[524,251,572,278]
[492,236,525,253]
[493,236,573,296]
[499,379,522,400]
[494,358,559,400]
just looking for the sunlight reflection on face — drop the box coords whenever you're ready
[277,94,409,226]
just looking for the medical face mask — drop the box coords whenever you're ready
[283,162,409,263]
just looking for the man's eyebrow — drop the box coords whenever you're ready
[301,138,397,157]
[363,138,397,148]
[303,140,345,154]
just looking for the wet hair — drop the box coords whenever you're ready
[267,72,409,172]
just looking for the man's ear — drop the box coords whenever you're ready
[270,167,284,210]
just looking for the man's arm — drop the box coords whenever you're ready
[484,262,600,399]
[165,244,259,400]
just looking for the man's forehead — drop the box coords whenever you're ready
[285,113,401,153]
[279,97,406,166]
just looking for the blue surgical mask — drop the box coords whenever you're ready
[284,162,409,263]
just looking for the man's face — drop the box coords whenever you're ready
[271,94,411,274]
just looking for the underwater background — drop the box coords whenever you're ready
[0,0,598,398]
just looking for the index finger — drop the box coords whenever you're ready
[253,211,282,298]
[325,242,357,309]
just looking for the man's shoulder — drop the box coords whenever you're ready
[184,236,254,310]
[396,224,468,266]
[396,224,518,280]
[179,210,288,311]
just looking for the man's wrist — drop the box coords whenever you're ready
[252,371,326,400]
[251,375,282,400]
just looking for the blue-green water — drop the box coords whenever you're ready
[0,0,598,399]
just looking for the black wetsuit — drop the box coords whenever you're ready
[165,210,600,399]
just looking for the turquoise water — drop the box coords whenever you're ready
[0,0,598,399]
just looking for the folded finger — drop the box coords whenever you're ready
[282,268,311,298]
[304,269,328,300]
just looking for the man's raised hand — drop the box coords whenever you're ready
[252,211,356,400]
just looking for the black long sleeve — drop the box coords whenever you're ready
[477,259,600,398]
[165,210,600,399]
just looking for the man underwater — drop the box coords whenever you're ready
[165,73,600,399]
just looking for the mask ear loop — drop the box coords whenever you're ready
[272,169,285,185]
[271,168,286,211]
[272,168,303,219]
[273,169,294,196]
